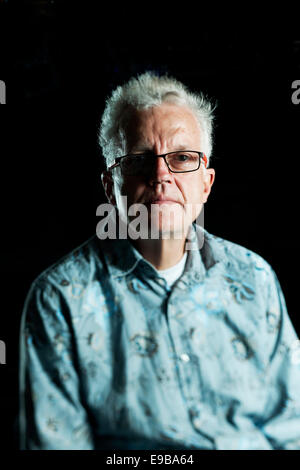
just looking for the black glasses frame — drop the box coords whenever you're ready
[108,150,205,174]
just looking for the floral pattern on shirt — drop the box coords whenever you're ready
[19,224,300,450]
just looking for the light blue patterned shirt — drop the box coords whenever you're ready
[19,223,300,450]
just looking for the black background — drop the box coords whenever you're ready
[0,0,299,455]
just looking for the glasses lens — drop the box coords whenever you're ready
[120,152,201,175]
[166,151,200,172]
[120,155,148,175]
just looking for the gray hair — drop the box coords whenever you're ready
[99,72,216,170]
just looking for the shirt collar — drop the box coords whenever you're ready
[97,223,224,282]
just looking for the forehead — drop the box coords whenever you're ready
[124,103,202,149]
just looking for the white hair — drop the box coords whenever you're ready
[99,71,216,170]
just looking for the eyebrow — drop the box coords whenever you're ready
[175,146,193,151]
[130,145,192,154]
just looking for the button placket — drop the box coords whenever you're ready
[176,350,201,408]
[168,304,205,410]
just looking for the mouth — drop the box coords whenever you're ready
[149,199,180,205]
[145,195,181,206]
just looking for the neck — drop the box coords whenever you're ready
[131,233,187,271]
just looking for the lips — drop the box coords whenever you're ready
[150,200,179,204]
[146,196,181,205]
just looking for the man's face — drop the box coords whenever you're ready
[104,103,215,237]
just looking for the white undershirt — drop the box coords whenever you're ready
[132,244,188,288]
[155,252,188,287]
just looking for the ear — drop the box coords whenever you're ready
[101,170,117,206]
[202,167,215,203]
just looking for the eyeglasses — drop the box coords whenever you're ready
[108,150,205,176]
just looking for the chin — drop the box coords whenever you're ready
[152,228,186,240]
[149,215,189,239]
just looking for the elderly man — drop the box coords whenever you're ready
[19,72,300,450]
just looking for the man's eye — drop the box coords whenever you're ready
[124,156,139,166]
[175,154,191,161]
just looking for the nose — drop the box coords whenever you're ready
[148,155,172,186]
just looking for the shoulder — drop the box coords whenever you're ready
[30,235,103,291]
[201,229,286,316]
[203,228,276,286]
[22,235,106,329]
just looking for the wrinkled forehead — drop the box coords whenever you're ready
[122,104,203,152]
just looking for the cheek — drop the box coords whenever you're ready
[176,174,205,204]
[119,178,145,205]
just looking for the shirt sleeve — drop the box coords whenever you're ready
[259,267,300,450]
[19,277,95,450]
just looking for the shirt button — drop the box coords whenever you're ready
[157,278,165,286]
[192,416,202,431]
[180,353,190,362]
